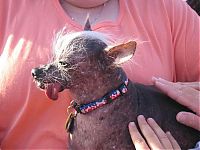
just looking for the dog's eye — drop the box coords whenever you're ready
[59,61,65,65]
[59,61,70,67]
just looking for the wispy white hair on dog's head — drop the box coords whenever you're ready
[52,28,113,61]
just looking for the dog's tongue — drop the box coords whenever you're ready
[45,83,61,100]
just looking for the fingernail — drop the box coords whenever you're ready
[159,78,172,84]
[152,76,158,81]
[152,77,159,85]
[138,115,145,119]
[157,77,165,80]
[129,122,136,127]
[176,112,185,122]
[155,77,169,82]
[166,131,171,135]
[147,118,154,122]
[155,81,166,87]
[152,77,163,81]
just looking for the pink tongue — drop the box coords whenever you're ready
[45,83,62,100]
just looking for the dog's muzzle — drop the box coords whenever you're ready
[31,67,64,100]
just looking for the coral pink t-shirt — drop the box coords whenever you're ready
[0,0,199,148]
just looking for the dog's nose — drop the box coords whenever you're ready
[31,68,42,78]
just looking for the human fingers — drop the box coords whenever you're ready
[176,111,200,131]
[166,132,181,150]
[147,118,173,149]
[177,82,200,90]
[152,78,200,114]
[137,115,163,149]
[128,122,150,150]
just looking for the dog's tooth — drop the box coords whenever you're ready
[36,81,41,87]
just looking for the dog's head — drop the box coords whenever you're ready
[32,30,136,100]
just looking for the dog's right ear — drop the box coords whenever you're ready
[105,41,137,65]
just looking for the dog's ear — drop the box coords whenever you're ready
[105,41,137,65]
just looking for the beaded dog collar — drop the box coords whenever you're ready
[65,78,129,133]
[71,78,129,114]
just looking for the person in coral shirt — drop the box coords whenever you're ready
[0,0,199,149]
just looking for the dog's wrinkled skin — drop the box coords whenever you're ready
[32,31,199,149]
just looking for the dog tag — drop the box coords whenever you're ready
[65,112,75,134]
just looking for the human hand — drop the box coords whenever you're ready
[152,77,200,131]
[128,115,181,150]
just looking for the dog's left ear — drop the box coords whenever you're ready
[105,41,137,64]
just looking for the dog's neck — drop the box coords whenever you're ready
[70,67,127,104]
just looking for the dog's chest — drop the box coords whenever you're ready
[68,100,136,150]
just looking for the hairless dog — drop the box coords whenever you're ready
[32,20,199,149]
